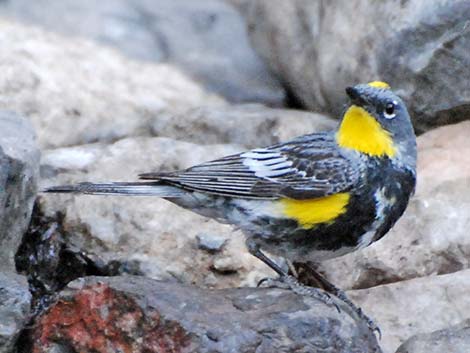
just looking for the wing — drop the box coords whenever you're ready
[139,133,364,200]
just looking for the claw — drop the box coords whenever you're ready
[333,301,341,314]
[375,326,382,340]
[257,277,269,287]
[350,304,381,339]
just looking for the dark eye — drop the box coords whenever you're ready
[384,101,396,119]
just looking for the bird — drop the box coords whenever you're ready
[45,81,417,334]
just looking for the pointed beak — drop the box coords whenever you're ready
[345,86,367,106]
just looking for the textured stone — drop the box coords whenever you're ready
[0,111,40,272]
[0,0,285,106]
[196,233,227,254]
[0,272,32,353]
[0,19,224,149]
[15,202,116,314]
[151,103,337,149]
[395,320,470,353]
[320,121,470,290]
[243,0,470,132]
[347,269,470,353]
[31,276,382,353]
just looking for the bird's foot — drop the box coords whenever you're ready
[258,274,340,312]
[332,287,381,339]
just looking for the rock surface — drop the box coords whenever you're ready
[151,103,337,148]
[0,111,40,272]
[0,272,32,353]
[320,121,470,290]
[395,320,470,353]
[348,269,470,353]
[31,276,381,353]
[0,0,285,106]
[243,0,470,132]
[0,19,225,149]
[15,202,116,314]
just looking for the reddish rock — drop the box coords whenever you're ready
[31,276,382,353]
[33,283,191,353]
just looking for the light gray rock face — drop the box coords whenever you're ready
[320,121,470,290]
[151,104,337,148]
[0,0,285,106]
[0,19,225,149]
[0,111,40,272]
[243,0,470,132]
[31,276,382,353]
[348,270,470,353]
[395,320,470,353]
[0,272,32,353]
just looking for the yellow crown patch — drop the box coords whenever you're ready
[367,81,390,89]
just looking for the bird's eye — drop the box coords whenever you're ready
[384,101,396,119]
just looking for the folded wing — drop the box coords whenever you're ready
[139,133,363,200]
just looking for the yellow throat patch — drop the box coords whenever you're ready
[280,193,350,229]
[336,105,396,157]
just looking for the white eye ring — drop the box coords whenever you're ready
[384,100,397,119]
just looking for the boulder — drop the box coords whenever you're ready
[347,269,470,353]
[0,19,225,149]
[31,276,382,353]
[0,272,32,353]
[150,103,337,148]
[320,121,470,290]
[0,0,285,106]
[243,0,470,132]
[0,111,40,272]
[395,320,470,353]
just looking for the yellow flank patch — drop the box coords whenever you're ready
[367,81,390,89]
[280,193,350,229]
[336,105,396,157]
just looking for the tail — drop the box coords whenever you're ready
[43,181,185,197]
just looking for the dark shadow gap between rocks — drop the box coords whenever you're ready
[12,199,147,353]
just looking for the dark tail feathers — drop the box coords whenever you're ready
[43,182,184,197]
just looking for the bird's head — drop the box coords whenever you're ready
[336,81,416,166]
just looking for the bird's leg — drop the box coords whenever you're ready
[301,261,381,338]
[286,259,299,278]
[246,242,337,309]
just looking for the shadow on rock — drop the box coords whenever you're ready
[15,200,142,315]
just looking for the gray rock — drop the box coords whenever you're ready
[243,0,470,132]
[319,121,470,290]
[0,0,285,106]
[151,103,337,148]
[0,111,40,272]
[395,320,470,353]
[0,272,32,353]
[196,234,227,253]
[0,19,225,149]
[31,276,382,353]
[347,269,470,353]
